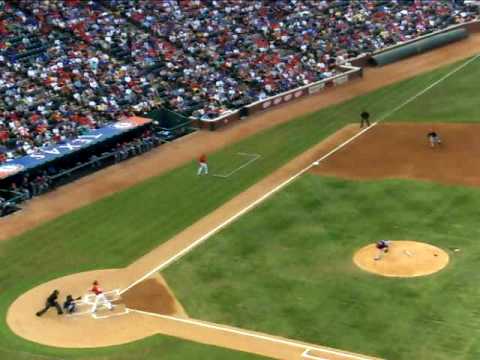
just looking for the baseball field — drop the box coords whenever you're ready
[162,56,480,360]
[2,42,480,360]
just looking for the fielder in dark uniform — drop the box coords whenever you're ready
[36,290,63,316]
[427,130,442,148]
[374,240,391,261]
[63,295,81,314]
[360,110,371,128]
[376,240,390,252]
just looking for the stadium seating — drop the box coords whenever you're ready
[1,0,478,163]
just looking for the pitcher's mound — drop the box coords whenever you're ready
[353,240,449,277]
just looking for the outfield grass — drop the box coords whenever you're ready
[0,57,479,359]
[165,175,480,360]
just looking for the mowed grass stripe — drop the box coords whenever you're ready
[0,57,479,359]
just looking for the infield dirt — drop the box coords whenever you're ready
[121,276,187,316]
[310,123,480,187]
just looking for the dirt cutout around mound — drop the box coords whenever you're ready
[353,241,449,277]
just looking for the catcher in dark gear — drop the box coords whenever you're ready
[63,294,82,314]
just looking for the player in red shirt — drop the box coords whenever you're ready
[197,153,208,175]
[90,280,113,313]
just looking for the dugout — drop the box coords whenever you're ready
[146,107,196,138]
[371,28,469,66]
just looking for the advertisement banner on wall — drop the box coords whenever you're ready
[0,117,151,179]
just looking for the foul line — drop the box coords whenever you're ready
[213,152,261,178]
[120,53,479,296]
[128,308,374,360]
[374,53,480,122]
[302,349,329,360]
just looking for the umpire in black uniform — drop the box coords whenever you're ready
[36,289,63,316]
[360,110,371,128]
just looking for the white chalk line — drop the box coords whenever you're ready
[213,152,261,178]
[81,289,121,305]
[119,130,375,294]
[120,53,479,296]
[127,308,374,360]
[69,306,129,320]
[374,53,480,123]
[92,308,129,320]
[302,349,329,360]
[118,56,479,358]
[68,289,125,318]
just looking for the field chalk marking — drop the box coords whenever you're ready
[120,54,479,296]
[81,289,121,305]
[119,123,373,295]
[213,152,261,178]
[92,308,129,320]
[375,53,480,123]
[128,308,372,360]
[302,349,329,360]
[68,289,126,319]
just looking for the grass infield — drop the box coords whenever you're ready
[0,57,479,359]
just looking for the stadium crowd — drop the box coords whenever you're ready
[0,0,478,166]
